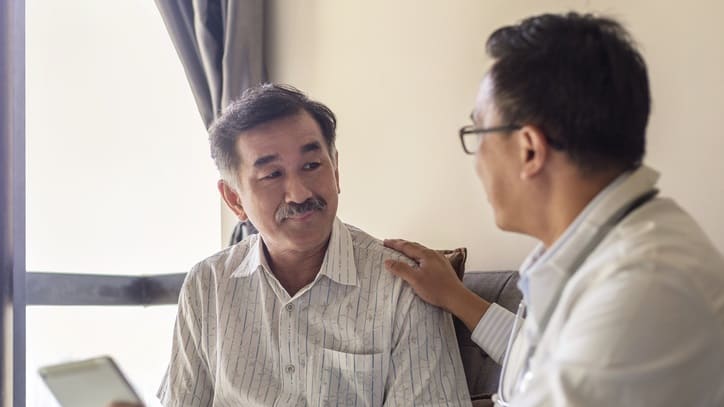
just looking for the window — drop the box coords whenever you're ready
[24,1,220,406]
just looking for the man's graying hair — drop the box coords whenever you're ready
[486,12,651,173]
[209,84,338,188]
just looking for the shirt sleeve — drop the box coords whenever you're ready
[508,270,724,407]
[383,288,473,407]
[470,303,517,365]
[157,268,215,407]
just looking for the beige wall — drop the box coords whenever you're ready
[265,0,724,270]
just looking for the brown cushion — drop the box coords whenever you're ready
[437,247,468,280]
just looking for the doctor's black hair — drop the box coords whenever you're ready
[486,12,650,173]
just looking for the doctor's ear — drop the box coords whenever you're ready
[217,180,248,221]
[517,125,548,180]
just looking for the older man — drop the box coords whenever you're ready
[157,84,471,406]
[385,12,724,406]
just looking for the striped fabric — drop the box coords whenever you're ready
[158,218,471,406]
[471,303,516,364]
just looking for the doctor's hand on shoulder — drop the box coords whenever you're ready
[384,238,491,331]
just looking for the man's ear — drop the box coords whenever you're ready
[517,125,548,180]
[217,180,248,221]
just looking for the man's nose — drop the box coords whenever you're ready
[284,173,314,204]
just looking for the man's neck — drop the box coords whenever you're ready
[262,238,330,296]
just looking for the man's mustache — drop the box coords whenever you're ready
[275,197,327,222]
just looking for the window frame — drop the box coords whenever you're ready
[26,273,184,306]
[2,1,27,405]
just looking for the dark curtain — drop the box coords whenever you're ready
[155,0,265,241]
[155,0,266,128]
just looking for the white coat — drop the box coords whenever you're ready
[476,166,724,406]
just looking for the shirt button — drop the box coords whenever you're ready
[286,303,294,312]
[285,364,295,374]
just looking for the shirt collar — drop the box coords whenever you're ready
[518,165,660,327]
[317,217,359,287]
[231,217,359,287]
[231,233,268,278]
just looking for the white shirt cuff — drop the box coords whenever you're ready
[471,302,517,365]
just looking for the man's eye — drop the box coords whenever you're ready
[303,162,321,170]
[262,170,282,180]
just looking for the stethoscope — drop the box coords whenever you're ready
[492,189,659,406]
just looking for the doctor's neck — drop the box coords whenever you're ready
[533,164,626,248]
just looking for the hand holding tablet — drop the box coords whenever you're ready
[38,356,144,407]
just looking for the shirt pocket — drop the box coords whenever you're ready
[316,348,385,407]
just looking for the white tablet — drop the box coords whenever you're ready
[38,356,143,407]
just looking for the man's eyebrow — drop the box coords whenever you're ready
[301,141,322,154]
[253,154,279,168]
[252,142,320,167]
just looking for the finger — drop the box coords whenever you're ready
[383,238,430,260]
[384,259,417,283]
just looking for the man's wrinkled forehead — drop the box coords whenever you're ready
[235,111,333,165]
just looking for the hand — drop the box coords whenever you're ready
[384,238,490,331]
[383,239,467,310]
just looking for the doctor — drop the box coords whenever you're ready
[385,12,724,406]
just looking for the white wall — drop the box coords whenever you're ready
[266,0,724,271]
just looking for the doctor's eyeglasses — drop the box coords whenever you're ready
[458,124,521,154]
